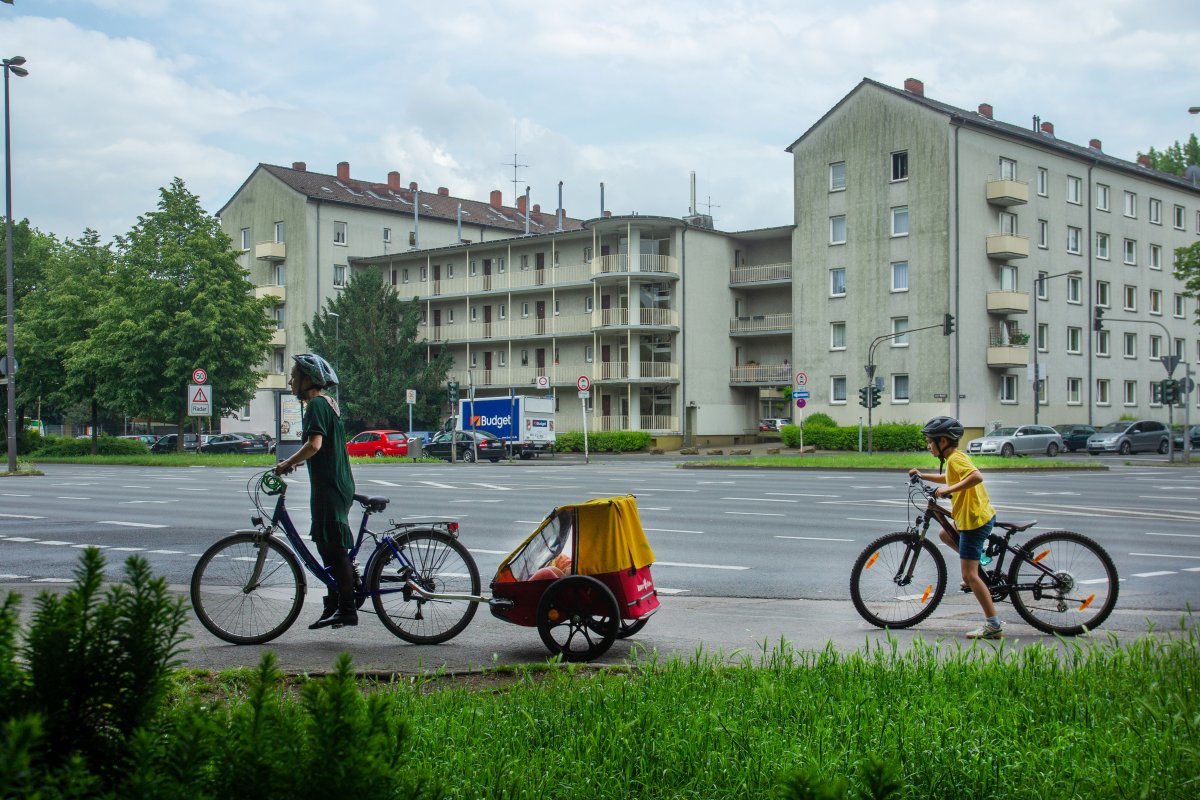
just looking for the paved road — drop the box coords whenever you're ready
[2,460,1197,672]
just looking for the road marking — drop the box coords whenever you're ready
[1132,571,1177,578]
[655,587,688,595]
[452,498,503,504]
[645,527,704,534]
[1079,578,1115,584]
[0,513,45,519]
[468,549,508,555]
[177,488,209,492]
[1138,495,1200,500]
[121,485,153,489]
[767,492,840,498]
[1184,567,1200,573]
[0,574,29,580]
[1130,552,1200,560]
[723,511,785,517]
[471,483,513,491]
[1146,532,1200,538]
[656,561,749,571]
[847,517,903,523]
[107,547,147,552]
[52,482,95,486]
[120,500,173,504]
[417,481,457,489]
[722,496,797,503]
[33,578,74,583]
[775,535,854,542]
[56,496,91,500]
[1,493,31,497]
[96,521,168,529]
[697,481,735,484]
[514,520,546,525]
[147,549,185,554]
[3,537,36,542]
[72,544,110,548]
[35,541,73,546]
[639,506,672,511]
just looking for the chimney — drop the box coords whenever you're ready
[603,210,613,218]
[903,78,924,97]
[490,190,502,209]
[437,187,449,196]
[1040,121,1055,136]
[292,161,307,171]
[517,195,528,215]
[1137,155,1152,168]
[387,171,401,190]
[409,181,419,191]
[532,203,541,216]
[978,103,993,119]
[337,161,349,181]
[1089,139,1102,151]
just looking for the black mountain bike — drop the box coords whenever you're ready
[849,476,1119,635]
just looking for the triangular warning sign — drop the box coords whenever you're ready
[192,387,209,403]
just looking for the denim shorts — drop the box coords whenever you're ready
[958,516,996,562]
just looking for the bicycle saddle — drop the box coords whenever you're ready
[354,494,390,513]
[995,520,1037,532]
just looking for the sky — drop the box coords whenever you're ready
[3,0,1200,243]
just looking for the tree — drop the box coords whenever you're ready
[1174,241,1200,327]
[303,267,452,432]
[1139,133,1200,175]
[74,179,276,450]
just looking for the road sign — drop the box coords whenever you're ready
[192,368,207,384]
[406,389,416,404]
[536,375,550,389]
[188,384,212,417]
[796,399,807,409]
[792,391,803,399]
[795,371,808,386]
[0,355,15,377]
[577,375,591,392]
[1161,355,1181,376]
[1180,377,1196,394]
[578,390,590,399]
[796,390,809,398]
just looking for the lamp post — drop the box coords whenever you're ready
[326,311,340,404]
[4,55,28,474]
[1031,268,1082,424]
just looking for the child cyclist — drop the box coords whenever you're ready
[908,416,1003,639]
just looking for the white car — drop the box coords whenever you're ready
[965,425,1064,457]
[759,418,792,431]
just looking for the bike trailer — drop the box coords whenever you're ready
[490,495,659,628]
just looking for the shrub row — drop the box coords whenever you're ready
[29,434,150,457]
[555,430,652,453]
[781,422,924,451]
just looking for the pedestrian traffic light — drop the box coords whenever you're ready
[1093,305,1105,332]
[858,386,870,408]
[869,385,882,408]
[942,313,955,336]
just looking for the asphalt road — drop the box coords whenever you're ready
[2,459,1197,672]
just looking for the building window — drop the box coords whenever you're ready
[585,296,594,313]
[1037,322,1048,352]
[498,351,507,368]
[999,157,1016,180]
[1037,167,1048,196]
[1149,198,1161,225]
[1174,338,1185,359]
[830,322,846,350]
[1038,219,1049,249]
[1096,280,1110,308]
[1149,289,1163,315]
[274,305,285,330]
[1067,226,1082,254]
[1123,239,1136,265]
[584,345,593,363]
[1149,244,1162,270]
[333,221,347,245]
[520,254,529,270]
[583,245,592,261]
[1096,330,1110,357]
[1067,326,1082,354]
[402,268,410,284]
[1001,375,1017,403]
[1067,276,1081,304]
[891,151,908,181]
[273,349,285,373]
[1123,331,1137,358]
[1124,285,1137,311]
[1123,190,1136,218]
[554,299,560,316]
[830,161,846,191]
[1096,232,1109,260]
[469,352,477,369]
[469,306,477,322]
[383,227,391,243]
[892,374,909,402]
[1150,335,1162,359]
[521,350,528,366]
[469,260,478,277]
[497,256,506,273]
[1066,176,1082,204]
[999,211,1017,235]
[891,206,909,236]
[1175,293,1186,318]
[830,215,847,245]
[499,303,506,320]
[420,265,427,281]
[1096,378,1110,406]
[447,308,455,324]
[240,228,250,250]
[333,265,346,288]
[891,261,908,292]
[1001,266,1018,292]
[1096,184,1110,211]
[1036,270,1048,300]
[830,268,846,296]
[446,263,455,279]
[521,302,529,318]
[891,317,909,346]
[1067,377,1082,405]
[275,263,286,285]
[1123,381,1136,406]
[831,376,847,404]
[274,222,285,243]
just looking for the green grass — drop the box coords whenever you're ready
[29,453,440,467]
[684,452,1107,470]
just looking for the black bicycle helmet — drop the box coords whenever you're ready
[921,416,964,442]
[291,353,338,388]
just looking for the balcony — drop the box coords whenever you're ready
[270,329,286,347]
[729,262,792,285]
[255,284,286,303]
[592,307,680,330]
[986,235,1030,260]
[985,291,1029,314]
[986,179,1029,206]
[594,415,678,433]
[590,254,680,280]
[260,372,288,391]
[730,363,791,384]
[255,241,286,261]
[729,313,793,336]
[987,346,1029,368]
[596,361,628,381]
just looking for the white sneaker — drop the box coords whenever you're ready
[966,622,1005,640]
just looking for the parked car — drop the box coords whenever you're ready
[229,432,276,454]
[1086,420,1170,455]
[1170,425,1200,451]
[422,429,507,462]
[965,425,1064,457]
[150,433,200,453]
[759,418,792,432]
[200,433,270,454]
[346,429,409,458]
[1052,424,1097,453]
[118,434,158,447]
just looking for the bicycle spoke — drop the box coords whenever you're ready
[369,530,480,645]
[1009,531,1118,636]
[850,533,947,629]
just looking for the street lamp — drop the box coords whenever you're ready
[1189,107,1200,115]
[326,311,340,404]
[4,55,28,474]
[1031,268,1082,424]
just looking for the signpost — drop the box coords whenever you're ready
[793,373,809,454]
[406,389,416,439]
[578,376,591,464]
[188,384,212,417]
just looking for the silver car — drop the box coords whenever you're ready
[1086,420,1169,455]
[965,425,1064,457]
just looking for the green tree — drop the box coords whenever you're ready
[1139,133,1200,175]
[303,267,452,431]
[1174,241,1200,326]
[74,179,276,450]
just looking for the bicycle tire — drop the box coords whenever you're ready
[190,533,306,645]
[850,532,947,629]
[369,529,480,644]
[1007,530,1119,635]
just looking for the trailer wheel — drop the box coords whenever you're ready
[537,575,619,662]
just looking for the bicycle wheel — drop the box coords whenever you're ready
[1007,530,1119,635]
[190,533,306,645]
[850,532,947,629]
[368,529,480,644]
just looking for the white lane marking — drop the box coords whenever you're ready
[723,511,785,517]
[1138,495,1200,500]
[120,500,173,505]
[1079,578,1115,585]
[56,496,91,500]
[847,517,904,523]
[775,535,854,542]
[656,561,749,571]
[1129,552,1200,559]
[451,498,503,504]
[640,506,672,511]
[417,481,457,489]
[468,549,508,555]
[470,483,513,491]
[697,481,735,484]
[0,513,46,519]
[722,496,797,503]
[177,488,209,492]
[35,541,73,546]
[121,485,152,489]
[1,493,31,497]
[3,537,36,542]
[107,547,146,552]
[33,578,74,583]
[72,544,110,548]
[96,521,168,529]
[514,520,546,525]
[52,482,95,486]
[1133,571,1177,578]
[1183,567,1200,573]
[147,549,185,554]
[768,492,839,498]
[0,574,30,579]
[629,488,698,493]
[368,479,403,487]
[1146,532,1200,538]
[655,587,688,595]
[645,527,703,534]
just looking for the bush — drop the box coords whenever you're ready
[0,427,43,456]
[31,434,149,457]
[782,423,924,451]
[555,431,652,453]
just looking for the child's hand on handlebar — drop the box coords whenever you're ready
[274,461,295,476]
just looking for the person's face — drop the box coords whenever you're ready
[925,436,951,457]
[288,366,307,398]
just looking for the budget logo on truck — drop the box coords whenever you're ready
[471,414,512,428]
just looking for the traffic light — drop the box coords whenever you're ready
[858,386,870,408]
[869,385,882,408]
[1093,305,1105,332]
[1161,379,1179,405]
[942,313,955,336]
[447,380,460,404]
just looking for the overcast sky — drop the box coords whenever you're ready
[3,0,1199,242]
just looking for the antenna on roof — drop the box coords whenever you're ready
[702,194,720,218]
[503,126,528,206]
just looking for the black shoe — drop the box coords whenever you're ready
[308,597,339,629]
[327,608,358,629]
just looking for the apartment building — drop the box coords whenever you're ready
[789,78,1200,432]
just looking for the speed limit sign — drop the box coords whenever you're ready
[192,368,208,384]
[577,375,591,392]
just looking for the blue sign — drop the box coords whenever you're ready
[796,390,810,398]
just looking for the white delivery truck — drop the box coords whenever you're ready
[447,395,556,459]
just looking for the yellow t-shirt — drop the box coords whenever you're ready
[945,450,996,531]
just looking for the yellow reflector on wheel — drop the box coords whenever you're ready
[548,608,561,622]
[920,585,932,603]
[1033,549,1050,563]
[1079,594,1095,611]
[865,552,880,569]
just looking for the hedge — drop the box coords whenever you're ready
[31,434,150,457]
[781,423,924,451]
[555,430,652,453]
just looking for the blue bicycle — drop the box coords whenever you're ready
[190,471,481,645]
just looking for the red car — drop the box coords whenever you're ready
[346,430,409,458]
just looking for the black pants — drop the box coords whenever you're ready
[316,538,355,606]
